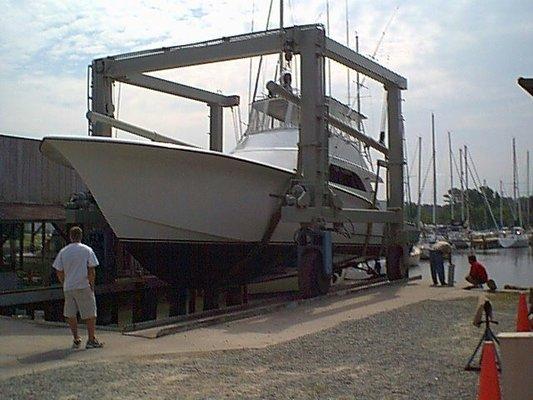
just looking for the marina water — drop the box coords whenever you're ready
[411,247,533,287]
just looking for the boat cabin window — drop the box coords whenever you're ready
[247,98,299,134]
[329,164,366,191]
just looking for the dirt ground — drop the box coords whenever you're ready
[1,279,516,399]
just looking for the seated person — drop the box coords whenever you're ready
[465,255,497,291]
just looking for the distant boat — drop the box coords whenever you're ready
[471,230,500,249]
[498,227,529,248]
[447,228,470,249]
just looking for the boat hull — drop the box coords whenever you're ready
[41,137,385,284]
[41,137,384,244]
[498,236,529,248]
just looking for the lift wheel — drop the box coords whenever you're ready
[298,248,330,298]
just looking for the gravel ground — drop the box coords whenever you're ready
[1,293,516,400]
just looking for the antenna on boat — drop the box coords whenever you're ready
[251,0,275,105]
[279,0,284,83]
[345,0,351,105]
[247,0,256,116]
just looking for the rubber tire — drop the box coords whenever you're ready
[298,248,331,298]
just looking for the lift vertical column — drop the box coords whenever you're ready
[209,104,223,152]
[91,59,114,137]
[386,85,406,279]
[298,28,327,207]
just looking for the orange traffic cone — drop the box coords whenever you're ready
[477,341,501,400]
[516,293,531,332]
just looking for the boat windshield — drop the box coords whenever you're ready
[247,98,298,134]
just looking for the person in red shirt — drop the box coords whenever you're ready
[465,255,497,291]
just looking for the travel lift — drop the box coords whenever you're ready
[88,24,409,298]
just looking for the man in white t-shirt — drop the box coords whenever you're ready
[53,226,103,349]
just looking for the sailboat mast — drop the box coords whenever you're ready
[432,113,437,225]
[513,138,517,205]
[459,147,465,222]
[464,145,469,226]
[448,131,454,221]
[499,180,504,228]
[526,150,530,228]
[356,33,361,132]
[417,136,422,226]
[513,138,523,226]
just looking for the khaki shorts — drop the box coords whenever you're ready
[64,287,97,319]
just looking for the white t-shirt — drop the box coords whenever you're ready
[52,243,99,291]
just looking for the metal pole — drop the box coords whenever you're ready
[448,131,454,221]
[209,104,223,152]
[431,113,437,225]
[91,59,114,137]
[299,28,327,207]
[417,136,422,227]
[386,85,405,279]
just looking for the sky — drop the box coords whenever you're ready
[1,0,532,205]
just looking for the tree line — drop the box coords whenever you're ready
[405,186,532,230]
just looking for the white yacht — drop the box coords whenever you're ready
[498,227,529,248]
[41,94,386,280]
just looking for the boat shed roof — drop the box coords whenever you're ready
[0,203,66,222]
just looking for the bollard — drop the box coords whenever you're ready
[447,263,455,287]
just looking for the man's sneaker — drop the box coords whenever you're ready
[86,338,104,349]
[72,337,82,349]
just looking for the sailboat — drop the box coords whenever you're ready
[498,138,529,248]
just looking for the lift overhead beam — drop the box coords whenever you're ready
[106,29,291,77]
[324,38,407,90]
[116,73,240,107]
